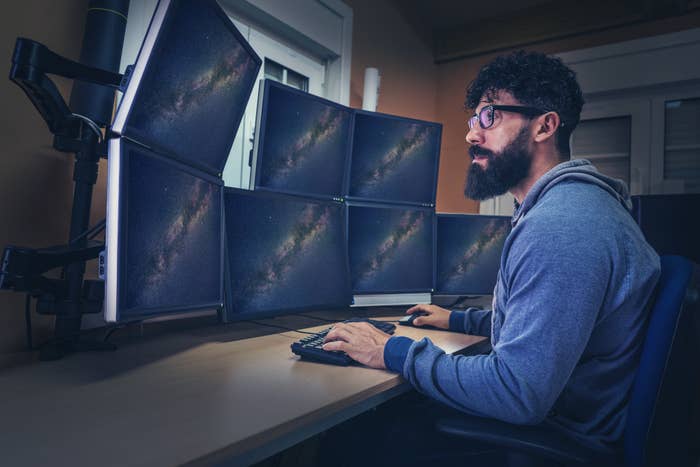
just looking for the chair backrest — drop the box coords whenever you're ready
[624,255,696,467]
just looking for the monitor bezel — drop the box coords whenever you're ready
[111,0,262,177]
[104,137,225,323]
[345,109,442,208]
[433,213,511,296]
[250,79,354,202]
[222,187,353,322]
[346,200,436,295]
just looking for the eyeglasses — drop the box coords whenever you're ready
[468,105,548,130]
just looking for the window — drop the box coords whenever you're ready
[663,97,700,193]
[221,24,326,189]
[264,58,309,92]
[571,117,632,186]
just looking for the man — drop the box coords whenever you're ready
[323,50,660,455]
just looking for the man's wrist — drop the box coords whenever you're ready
[383,336,414,373]
[448,309,467,332]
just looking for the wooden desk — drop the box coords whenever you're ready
[0,315,484,467]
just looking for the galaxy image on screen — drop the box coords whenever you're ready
[349,205,433,293]
[257,83,352,198]
[436,215,510,295]
[224,191,350,316]
[122,144,222,315]
[124,0,260,174]
[349,114,440,205]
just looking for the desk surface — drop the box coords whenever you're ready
[0,314,484,467]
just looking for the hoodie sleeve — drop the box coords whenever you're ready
[449,308,492,336]
[395,212,610,424]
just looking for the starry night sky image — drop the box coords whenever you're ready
[125,0,260,174]
[349,205,433,293]
[122,143,222,316]
[436,215,511,295]
[257,84,352,197]
[349,114,440,205]
[224,191,350,317]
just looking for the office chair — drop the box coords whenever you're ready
[436,255,698,467]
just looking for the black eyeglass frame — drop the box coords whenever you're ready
[469,105,549,130]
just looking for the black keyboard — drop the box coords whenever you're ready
[291,318,396,366]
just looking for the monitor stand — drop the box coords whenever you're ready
[351,293,432,307]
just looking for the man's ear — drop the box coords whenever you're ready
[533,112,560,143]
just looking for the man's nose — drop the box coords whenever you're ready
[466,125,483,146]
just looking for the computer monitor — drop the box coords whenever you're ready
[104,138,224,323]
[223,189,351,320]
[434,214,511,296]
[347,110,441,206]
[631,194,700,264]
[250,80,353,200]
[112,0,261,176]
[347,202,434,305]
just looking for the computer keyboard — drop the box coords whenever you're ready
[291,318,396,366]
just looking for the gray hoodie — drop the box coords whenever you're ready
[384,159,661,452]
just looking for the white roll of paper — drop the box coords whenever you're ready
[362,67,380,111]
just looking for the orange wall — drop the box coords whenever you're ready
[344,0,438,121]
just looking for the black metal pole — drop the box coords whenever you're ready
[46,0,129,356]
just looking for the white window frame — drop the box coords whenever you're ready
[650,87,700,194]
[219,0,352,105]
[575,98,652,195]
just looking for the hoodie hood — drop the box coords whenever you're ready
[512,159,631,226]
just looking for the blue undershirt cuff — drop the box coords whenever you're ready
[449,310,467,332]
[384,336,414,373]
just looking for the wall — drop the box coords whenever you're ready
[343,0,437,121]
[0,1,95,365]
[435,8,700,214]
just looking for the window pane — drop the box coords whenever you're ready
[264,58,284,82]
[665,98,700,193]
[286,68,309,92]
[571,117,631,186]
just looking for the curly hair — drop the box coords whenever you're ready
[466,50,584,157]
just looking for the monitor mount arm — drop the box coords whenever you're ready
[9,37,128,154]
[2,37,129,360]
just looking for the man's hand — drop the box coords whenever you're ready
[406,304,451,330]
[322,322,391,369]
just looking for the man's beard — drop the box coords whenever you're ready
[464,126,533,201]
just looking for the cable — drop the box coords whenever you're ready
[296,313,341,323]
[70,113,103,143]
[87,219,106,239]
[70,218,106,245]
[447,295,484,309]
[86,7,128,23]
[25,294,33,350]
[103,325,123,342]
[245,320,318,335]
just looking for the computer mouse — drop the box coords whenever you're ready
[398,311,429,327]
